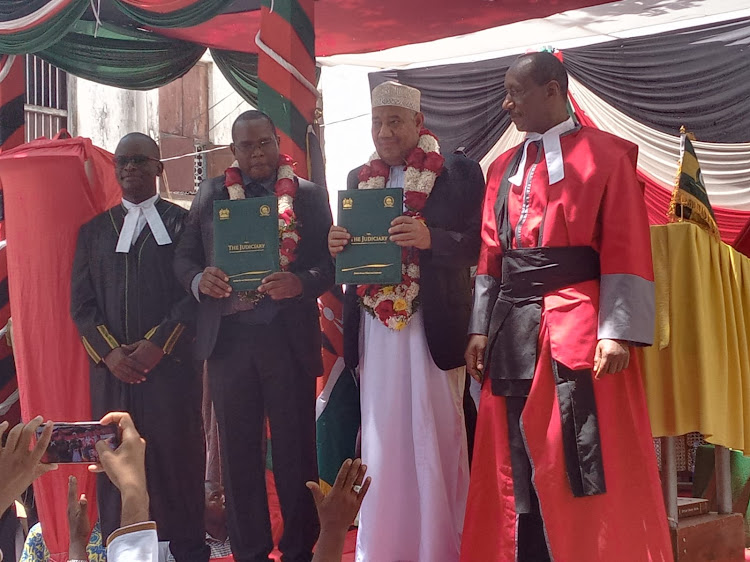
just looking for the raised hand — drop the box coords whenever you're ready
[67,476,91,560]
[0,417,57,514]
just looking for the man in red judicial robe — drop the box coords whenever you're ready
[461,52,673,562]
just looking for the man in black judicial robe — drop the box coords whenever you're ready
[71,133,208,562]
[173,111,334,562]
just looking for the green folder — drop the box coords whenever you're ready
[213,197,279,291]
[336,188,403,285]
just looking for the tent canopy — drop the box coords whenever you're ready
[0,0,618,56]
[0,0,617,105]
[314,0,750,246]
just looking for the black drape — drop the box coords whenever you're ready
[370,16,750,159]
[564,16,750,144]
[372,55,516,160]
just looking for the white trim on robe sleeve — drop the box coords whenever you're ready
[107,522,159,562]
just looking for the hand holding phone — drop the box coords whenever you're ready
[88,412,149,527]
[0,417,57,513]
[35,422,120,464]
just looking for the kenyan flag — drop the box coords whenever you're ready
[316,288,360,492]
[668,128,719,237]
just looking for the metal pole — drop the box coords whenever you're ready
[40,57,44,108]
[715,445,733,514]
[662,437,678,527]
[47,61,51,112]
[32,56,37,106]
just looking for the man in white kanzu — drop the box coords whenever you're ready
[328,81,485,562]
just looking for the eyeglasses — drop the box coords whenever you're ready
[233,138,277,153]
[113,154,161,168]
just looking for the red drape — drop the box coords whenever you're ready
[0,137,121,560]
[0,243,19,427]
[734,220,750,257]
[155,0,617,56]
[0,53,25,427]
[571,96,750,245]
[639,170,750,245]
[117,0,206,12]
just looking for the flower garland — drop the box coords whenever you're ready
[224,154,300,303]
[356,129,444,330]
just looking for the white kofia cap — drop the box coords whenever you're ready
[371,81,421,112]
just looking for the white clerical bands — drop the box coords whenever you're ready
[116,195,172,253]
[508,117,576,187]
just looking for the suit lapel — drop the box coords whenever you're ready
[203,178,230,264]
[420,165,446,221]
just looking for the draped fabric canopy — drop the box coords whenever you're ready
[370,16,750,158]
[563,17,750,144]
[0,0,622,125]
[0,0,617,55]
[0,0,90,54]
[369,15,750,245]
[4,1,748,208]
[111,0,237,28]
[40,20,206,90]
[211,48,260,106]
[568,77,750,212]
[374,57,514,162]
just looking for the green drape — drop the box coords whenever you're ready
[112,0,235,28]
[0,0,57,19]
[38,21,205,91]
[211,48,259,107]
[0,0,89,54]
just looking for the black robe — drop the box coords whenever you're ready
[71,198,208,562]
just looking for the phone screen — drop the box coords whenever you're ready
[35,422,120,464]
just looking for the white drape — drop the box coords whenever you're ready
[479,78,750,211]
[569,76,750,210]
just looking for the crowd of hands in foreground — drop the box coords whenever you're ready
[0,415,372,562]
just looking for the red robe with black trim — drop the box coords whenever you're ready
[461,126,673,562]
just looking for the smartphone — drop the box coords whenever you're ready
[35,422,120,464]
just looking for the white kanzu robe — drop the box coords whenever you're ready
[355,167,470,562]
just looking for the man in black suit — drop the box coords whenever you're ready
[174,111,333,562]
[328,81,485,562]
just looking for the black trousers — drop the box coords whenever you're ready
[506,397,551,562]
[207,318,319,562]
[91,358,208,562]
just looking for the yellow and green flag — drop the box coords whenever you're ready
[668,127,719,237]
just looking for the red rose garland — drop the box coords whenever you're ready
[224,154,301,303]
[356,129,444,330]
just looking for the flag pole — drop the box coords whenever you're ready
[678,126,685,222]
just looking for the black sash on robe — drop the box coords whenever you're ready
[487,145,606,500]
